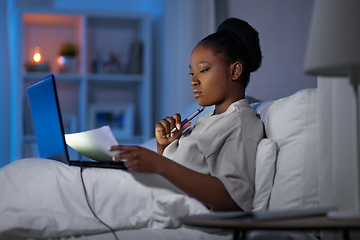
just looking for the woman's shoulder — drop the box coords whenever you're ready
[223,99,258,120]
[224,101,264,140]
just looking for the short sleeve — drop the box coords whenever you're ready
[211,135,258,211]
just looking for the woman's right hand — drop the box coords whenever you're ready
[155,113,191,154]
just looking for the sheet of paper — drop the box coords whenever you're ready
[65,125,121,162]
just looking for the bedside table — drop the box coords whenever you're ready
[179,208,360,240]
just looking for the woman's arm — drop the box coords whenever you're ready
[109,145,241,211]
[157,152,241,211]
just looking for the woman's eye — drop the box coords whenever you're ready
[200,68,209,73]
[189,72,194,76]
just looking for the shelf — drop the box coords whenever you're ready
[24,72,82,81]
[23,13,80,27]
[86,73,143,82]
[24,72,144,82]
[23,13,82,75]
[10,8,152,161]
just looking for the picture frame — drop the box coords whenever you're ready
[88,103,135,139]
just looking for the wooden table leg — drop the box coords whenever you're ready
[233,230,240,240]
[343,230,350,240]
[240,230,247,240]
[233,230,247,240]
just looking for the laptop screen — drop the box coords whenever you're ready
[27,74,70,164]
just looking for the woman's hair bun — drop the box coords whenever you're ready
[216,18,262,73]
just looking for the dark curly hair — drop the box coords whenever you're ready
[197,18,262,88]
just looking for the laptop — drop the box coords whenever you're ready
[27,74,126,169]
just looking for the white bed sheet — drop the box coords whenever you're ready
[0,158,210,239]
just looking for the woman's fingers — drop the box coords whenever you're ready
[156,117,172,137]
[109,145,138,170]
[165,116,176,135]
[157,114,182,135]
[172,113,182,131]
[155,122,166,138]
[155,114,180,141]
[154,113,189,146]
[109,145,163,173]
[109,145,137,162]
[123,159,138,171]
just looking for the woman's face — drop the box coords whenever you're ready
[189,44,236,114]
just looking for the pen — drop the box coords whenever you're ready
[171,106,205,133]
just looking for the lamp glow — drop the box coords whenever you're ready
[33,52,41,63]
[32,46,42,63]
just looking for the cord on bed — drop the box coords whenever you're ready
[80,162,119,240]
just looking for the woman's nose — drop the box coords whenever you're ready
[191,77,200,86]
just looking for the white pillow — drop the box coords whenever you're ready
[252,138,277,211]
[257,88,319,210]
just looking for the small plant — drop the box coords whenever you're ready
[59,42,78,57]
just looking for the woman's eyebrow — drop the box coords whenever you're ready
[197,61,210,66]
[189,61,210,69]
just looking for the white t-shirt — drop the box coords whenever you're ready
[163,99,264,211]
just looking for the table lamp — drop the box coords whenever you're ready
[304,0,360,220]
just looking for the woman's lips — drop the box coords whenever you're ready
[193,90,202,98]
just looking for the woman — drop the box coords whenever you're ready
[110,18,264,212]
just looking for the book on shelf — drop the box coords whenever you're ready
[126,40,143,74]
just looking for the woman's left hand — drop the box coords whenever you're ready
[109,145,166,173]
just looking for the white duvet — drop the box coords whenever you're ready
[0,158,209,239]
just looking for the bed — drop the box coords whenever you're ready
[0,89,320,240]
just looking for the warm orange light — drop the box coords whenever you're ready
[33,52,41,62]
[32,46,42,63]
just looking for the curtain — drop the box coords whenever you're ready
[318,76,360,212]
[161,0,216,117]
[0,0,11,167]
[318,76,360,239]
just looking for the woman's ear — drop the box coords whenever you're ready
[231,62,243,81]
